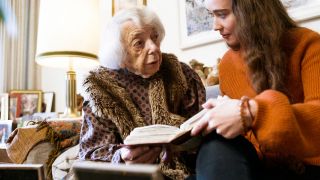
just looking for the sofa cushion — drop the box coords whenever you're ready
[24,142,54,179]
[205,85,220,100]
[52,144,79,180]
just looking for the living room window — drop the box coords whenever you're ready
[0,0,40,92]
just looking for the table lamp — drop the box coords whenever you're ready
[35,0,101,118]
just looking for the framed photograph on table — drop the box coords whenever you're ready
[0,93,9,120]
[9,94,21,120]
[10,90,42,117]
[112,0,147,15]
[0,120,13,145]
[0,164,45,180]
[179,0,222,50]
[42,92,54,113]
[74,161,163,180]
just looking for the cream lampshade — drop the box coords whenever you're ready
[36,0,101,118]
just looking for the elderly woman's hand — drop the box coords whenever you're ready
[120,145,162,164]
[191,96,245,139]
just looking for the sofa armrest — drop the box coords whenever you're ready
[205,85,220,100]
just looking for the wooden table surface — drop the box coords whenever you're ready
[0,145,12,163]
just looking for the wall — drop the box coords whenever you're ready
[148,0,226,67]
[39,0,320,113]
[38,0,111,113]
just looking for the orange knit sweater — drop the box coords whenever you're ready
[219,27,320,166]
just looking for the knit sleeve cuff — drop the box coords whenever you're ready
[254,89,291,127]
[111,149,123,164]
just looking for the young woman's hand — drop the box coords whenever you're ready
[191,96,244,139]
[120,145,161,164]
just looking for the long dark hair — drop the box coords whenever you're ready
[232,0,297,93]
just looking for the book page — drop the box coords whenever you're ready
[124,109,209,146]
[124,125,181,145]
[179,108,208,131]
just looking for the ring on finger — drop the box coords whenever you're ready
[216,128,221,134]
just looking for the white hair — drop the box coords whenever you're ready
[99,6,165,69]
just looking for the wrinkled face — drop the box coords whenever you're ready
[206,0,239,49]
[121,21,162,78]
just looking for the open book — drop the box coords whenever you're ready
[123,109,208,146]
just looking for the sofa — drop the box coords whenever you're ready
[5,85,221,180]
[6,118,81,179]
[206,84,220,100]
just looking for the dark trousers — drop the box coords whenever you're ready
[192,132,320,180]
[195,133,259,180]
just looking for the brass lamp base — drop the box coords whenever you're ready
[61,70,80,118]
[62,107,79,118]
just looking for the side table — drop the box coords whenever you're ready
[0,145,12,163]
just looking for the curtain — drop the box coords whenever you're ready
[0,0,40,92]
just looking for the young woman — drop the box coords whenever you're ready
[191,0,320,179]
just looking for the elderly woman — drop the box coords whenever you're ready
[79,7,205,179]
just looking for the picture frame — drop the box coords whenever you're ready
[179,0,222,50]
[178,0,320,50]
[0,164,45,180]
[0,120,13,145]
[282,0,320,22]
[112,0,147,16]
[10,90,42,117]
[0,93,9,120]
[42,92,55,113]
[9,93,21,120]
[74,161,163,180]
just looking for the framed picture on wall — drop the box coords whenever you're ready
[10,90,42,117]
[0,93,9,120]
[281,0,320,22]
[179,0,222,50]
[112,0,147,15]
